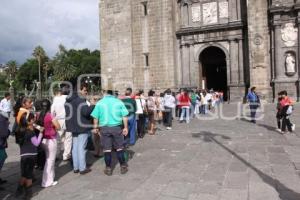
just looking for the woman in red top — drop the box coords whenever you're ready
[279,91,295,133]
[37,99,60,188]
[179,89,191,123]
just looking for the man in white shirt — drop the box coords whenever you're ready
[51,87,72,161]
[0,93,11,118]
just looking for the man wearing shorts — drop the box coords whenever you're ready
[91,90,129,176]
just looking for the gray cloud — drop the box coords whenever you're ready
[0,0,100,64]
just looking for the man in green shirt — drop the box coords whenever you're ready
[121,88,137,146]
[91,90,129,175]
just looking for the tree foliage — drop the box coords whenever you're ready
[1,44,100,91]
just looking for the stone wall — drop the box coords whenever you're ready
[131,0,177,91]
[99,0,133,91]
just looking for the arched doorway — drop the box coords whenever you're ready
[200,46,228,100]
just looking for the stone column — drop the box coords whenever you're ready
[189,44,196,86]
[229,39,239,84]
[238,39,244,84]
[274,23,284,80]
[181,44,191,86]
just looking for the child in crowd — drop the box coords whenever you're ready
[15,112,44,199]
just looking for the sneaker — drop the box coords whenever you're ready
[275,128,281,132]
[104,167,112,176]
[292,124,296,131]
[73,170,79,174]
[80,168,92,175]
[120,165,128,175]
[42,181,58,188]
[166,127,172,130]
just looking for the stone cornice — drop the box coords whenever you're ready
[176,21,245,36]
[269,4,296,13]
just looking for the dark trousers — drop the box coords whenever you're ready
[137,114,145,137]
[175,106,181,118]
[282,116,292,132]
[164,106,173,127]
[249,104,258,123]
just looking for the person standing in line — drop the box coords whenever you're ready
[279,90,295,134]
[37,99,61,188]
[65,84,95,175]
[147,90,157,135]
[0,93,11,118]
[91,90,129,176]
[163,89,176,130]
[175,90,183,119]
[179,89,191,123]
[135,90,146,138]
[0,110,10,190]
[122,88,137,146]
[15,113,44,199]
[157,93,165,125]
[51,87,72,161]
[246,87,260,123]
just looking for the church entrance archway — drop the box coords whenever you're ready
[199,46,228,101]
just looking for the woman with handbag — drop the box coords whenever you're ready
[147,90,157,135]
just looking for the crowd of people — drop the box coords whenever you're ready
[0,84,296,199]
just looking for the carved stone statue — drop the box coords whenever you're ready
[285,53,296,74]
[281,23,298,47]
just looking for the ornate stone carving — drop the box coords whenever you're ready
[281,23,298,47]
[285,53,296,75]
[219,1,228,18]
[254,34,263,46]
[191,4,201,22]
[203,2,218,25]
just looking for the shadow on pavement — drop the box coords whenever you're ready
[192,131,300,200]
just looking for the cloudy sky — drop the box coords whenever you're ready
[0,0,100,64]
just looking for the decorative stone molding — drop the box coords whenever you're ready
[281,23,298,47]
[254,34,263,46]
[203,2,218,25]
[219,1,228,18]
[191,4,201,22]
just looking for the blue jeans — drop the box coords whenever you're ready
[0,149,7,171]
[72,133,89,171]
[128,114,136,145]
[180,107,190,122]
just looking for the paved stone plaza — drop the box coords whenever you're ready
[1,103,300,200]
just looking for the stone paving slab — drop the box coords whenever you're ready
[1,104,300,200]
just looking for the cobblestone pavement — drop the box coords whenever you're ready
[1,103,300,200]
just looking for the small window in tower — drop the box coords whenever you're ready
[144,53,149,67]
[142,2,148,16]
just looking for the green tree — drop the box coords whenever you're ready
[15,59,39,90]
[32,46,47,84]
[51,44,76,81]
[5,60,18,81]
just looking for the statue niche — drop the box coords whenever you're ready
[285,52,296,76]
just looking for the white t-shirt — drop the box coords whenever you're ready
[0,98,11,113]
[51,95,67,120]
[135,98,146,114]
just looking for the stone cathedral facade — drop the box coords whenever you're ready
[100,0,300,101]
